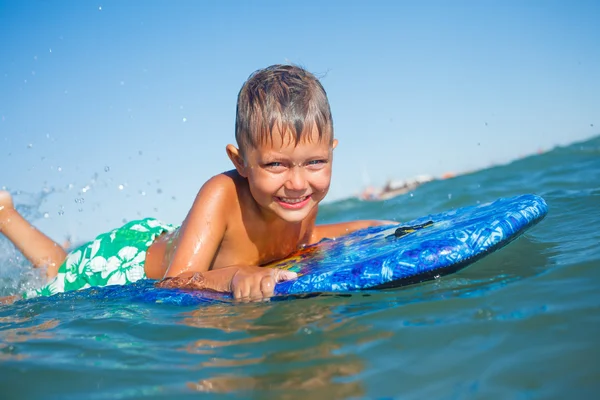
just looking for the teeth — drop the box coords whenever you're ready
[279,196,307,204]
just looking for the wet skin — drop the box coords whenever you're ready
[145,127,340,297]
[144,169,321,279]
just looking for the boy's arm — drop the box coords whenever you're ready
[156,265,296,300]
[311,220,397,244]
[161,175,229,279]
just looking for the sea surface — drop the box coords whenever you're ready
[1,136,599,399]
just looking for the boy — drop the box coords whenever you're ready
[0,64,389,302]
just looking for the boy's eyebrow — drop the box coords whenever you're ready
[256,152,287,162]
[259,154,332,164]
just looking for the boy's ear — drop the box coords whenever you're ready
[226,144,248,177]
[332,139,339,150]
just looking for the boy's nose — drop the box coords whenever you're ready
[285,167,307,191]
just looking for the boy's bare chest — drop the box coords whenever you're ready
[214,223,308,268]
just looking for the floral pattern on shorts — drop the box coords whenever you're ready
[24,218,177,299]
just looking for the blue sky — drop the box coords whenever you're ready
[1,0,599,241]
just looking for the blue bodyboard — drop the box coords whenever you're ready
[49,194,548,306]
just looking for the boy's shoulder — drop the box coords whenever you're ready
[191,170,258,236]
[185,170,249,227]
[202,170,247,193]
[196,170,249,209]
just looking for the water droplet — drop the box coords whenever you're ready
[27,143,33,149]
[118,184,124,190]
[448,193,452,200]
[156,188,162,194]
[58,210,65,216]
[57,166,62,172]
[104,166,110,172]
[43,212,49,218]
[182,117,187,122]
[99,6,102,11]
[139,190,146,196]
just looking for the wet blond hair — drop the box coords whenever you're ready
[235,64,333,155]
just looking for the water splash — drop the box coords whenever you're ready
[0,189,54,296]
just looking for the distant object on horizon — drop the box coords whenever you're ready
[359,174,435,201]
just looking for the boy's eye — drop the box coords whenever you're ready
[263,162,287,172]
[305,159,328,169]
[262,159,328,172]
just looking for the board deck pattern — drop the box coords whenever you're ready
[270,193,547,294]
[38,194,548,306]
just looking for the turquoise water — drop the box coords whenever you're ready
[1,136,599,399]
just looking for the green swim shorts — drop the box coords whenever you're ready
[24,218,177,299]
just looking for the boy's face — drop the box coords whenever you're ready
[234,125,337,223]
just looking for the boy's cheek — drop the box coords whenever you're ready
[316,172,333,190]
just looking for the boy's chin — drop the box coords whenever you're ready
[281,214,310,223]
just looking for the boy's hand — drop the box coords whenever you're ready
[231,266,297,301]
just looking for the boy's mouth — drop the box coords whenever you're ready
[275,195,311,209]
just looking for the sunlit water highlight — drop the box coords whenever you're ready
[1,136,599,399]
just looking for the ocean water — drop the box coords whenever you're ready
[1,136,599,399]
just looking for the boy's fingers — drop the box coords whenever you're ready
[275,270,298,282]
[250,280,265,300]
[260,276,275,298]
[233,287,244,300]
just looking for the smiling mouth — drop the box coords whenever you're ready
[276,195,310,204]
[275,195,311,209]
